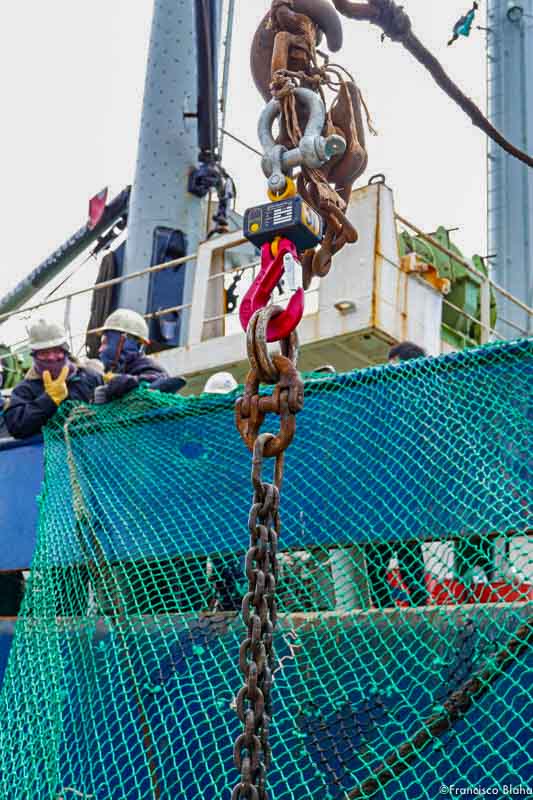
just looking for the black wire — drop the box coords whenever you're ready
[219,127,262,158]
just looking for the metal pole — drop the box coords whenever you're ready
[120,0,208,344]
[0,252,198,325]
[479,278,491,343]
[218,0,236,159]
[486,0,533,337]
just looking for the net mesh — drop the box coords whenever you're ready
[0,338,531,799]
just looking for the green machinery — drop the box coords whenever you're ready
[0,345,31,391]
[398,226,497,348]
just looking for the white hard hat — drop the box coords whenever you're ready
[203,371,238,394]
[103,308,149,342]
[27,319,68,352]
[78,357,104,374]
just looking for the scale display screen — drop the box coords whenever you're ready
[243,195,323,251]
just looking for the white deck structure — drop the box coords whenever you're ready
[156,182,446,394]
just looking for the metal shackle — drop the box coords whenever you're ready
[258,87,346,194]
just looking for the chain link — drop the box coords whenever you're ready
[232,306,304,800]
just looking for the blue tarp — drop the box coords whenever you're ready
[0,435,43,569]
[0,338,531,798]
[35,337,531,567]
[2,609,530,799]
[0,338,531,569]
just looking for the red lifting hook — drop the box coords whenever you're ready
[239,238,304,342]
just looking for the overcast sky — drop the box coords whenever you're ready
[0,0,487,347]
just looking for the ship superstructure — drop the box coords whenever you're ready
[0,2,531,799]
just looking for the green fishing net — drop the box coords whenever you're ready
[0,338,531,799]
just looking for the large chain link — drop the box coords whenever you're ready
[232,306,304,800]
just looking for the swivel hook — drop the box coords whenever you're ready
[239,238,304,342]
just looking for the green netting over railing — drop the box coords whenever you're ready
[0,338,532,799]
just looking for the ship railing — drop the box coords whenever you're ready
[0,218,531,365]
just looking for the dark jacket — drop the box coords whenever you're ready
[123,354,168,384]
[102,354,169,401]
[5,365,103,439]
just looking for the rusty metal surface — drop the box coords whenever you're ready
[232,305,304,799]
[231,431,282,800]
[250,0,343,102]
[251,1,367,287]
[237,307,303,459]
[232,6,370,792]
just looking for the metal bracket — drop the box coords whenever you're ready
[258,88,346,195]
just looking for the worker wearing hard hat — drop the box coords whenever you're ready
[4,319,103,439]
[96,308,185,402]
[203,371,238,394]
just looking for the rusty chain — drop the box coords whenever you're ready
[232,306,304,800]
[233,2,532,798]
[233,6,343,793]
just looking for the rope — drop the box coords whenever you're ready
[345,616,533,798]
[330,0,533,167]
[218,128,262,158]
[357,88,378,136]
[0,252,197,326]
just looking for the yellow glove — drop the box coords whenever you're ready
[103,372,117,384]
[43,367,69,406]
